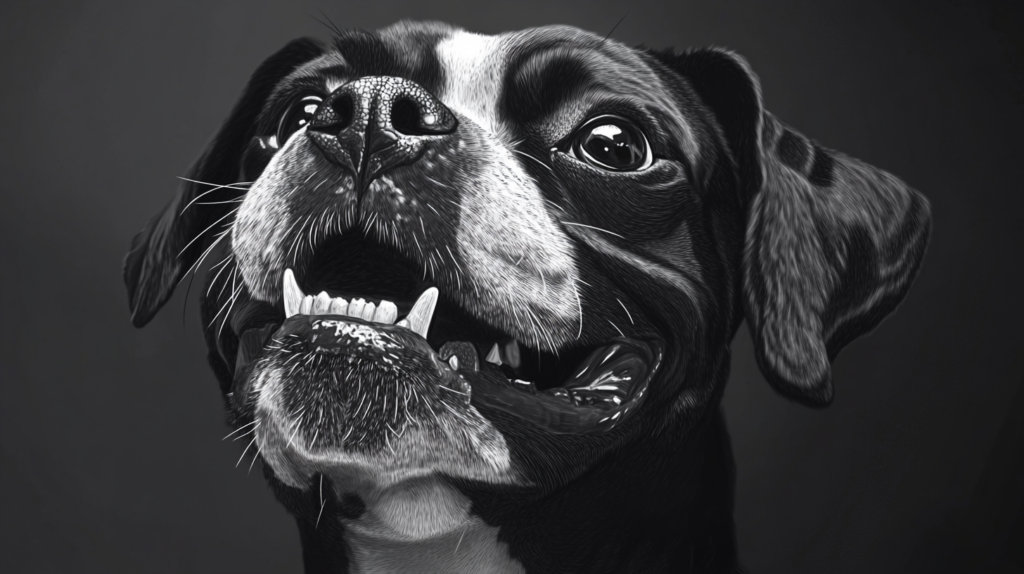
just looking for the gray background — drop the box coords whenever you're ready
[2,0,1022,572]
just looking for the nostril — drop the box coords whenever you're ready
[330,93,355,129]
[310,93,355,134]
[391,97,429,136]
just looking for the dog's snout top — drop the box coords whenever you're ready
[308,76,457,189]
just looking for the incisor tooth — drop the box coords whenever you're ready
[374,300,398,324]
[282,269,304,317]
[328,297,348,315]
[348,298,366,319]
[396,318,411,329]
[360,301,376,321]
[313,292,331,315]
[406,287,438,338]
[299,295,312,315]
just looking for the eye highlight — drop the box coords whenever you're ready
[276,93,324,146]
[568,115,653,171]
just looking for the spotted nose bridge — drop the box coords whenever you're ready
[307,76,458,190]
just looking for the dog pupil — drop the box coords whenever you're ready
[584,123,641,168]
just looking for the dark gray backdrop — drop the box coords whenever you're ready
[2,0,1022,572]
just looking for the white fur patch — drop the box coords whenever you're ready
[252,364,519,490]
[231,127,311,302]
[435,32,511,141]
[435,30,583,350]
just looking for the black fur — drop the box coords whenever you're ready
[124,23,930,573]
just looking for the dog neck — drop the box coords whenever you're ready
[319,476,525,574]
[296,410,738,573]
[343,517,523,574]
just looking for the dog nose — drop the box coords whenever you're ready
[307,76,457,189]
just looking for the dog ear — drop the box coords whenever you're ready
[124,38,324,328]
[655,47,931,406]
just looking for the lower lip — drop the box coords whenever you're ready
[467,338,663,435]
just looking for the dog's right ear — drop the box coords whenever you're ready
[124,38,324,328]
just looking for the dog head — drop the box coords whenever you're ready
[124,20,929,554]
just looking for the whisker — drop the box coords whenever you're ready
[316,474,327,528]
[178,176,252,189]
[607,319,624,338]
[177,179,252,214]
[572,280,584,339]
[248,442,263,473]
[222,419,259,441]
[190,198,246,206]
[561,221,624,239]
[603,11,629,42]
[208,283,242,328]
[216,285,243,339]
[179,228,230,286]
[512,149,554,172]
[205,255,233,298]
[236,435,258,468]
[177,207,239,258]
[617,298,635,325]
[179,229,229,324]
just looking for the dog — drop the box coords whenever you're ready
[123,21,930,573]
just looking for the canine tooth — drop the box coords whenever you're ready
[360,301,376,321]
[406,287,438,338]
[313,292,331,314]
[328,297,348,315]
[448,355,459,370]
[374,300,398,324]
[282,269,305,317]
[485,343,502,365]
[348,298,366,318]
[299,295,313,315]
[500,339,521,369]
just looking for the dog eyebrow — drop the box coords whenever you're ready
[501,43,599,125]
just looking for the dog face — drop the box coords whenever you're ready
[124,20,929,557]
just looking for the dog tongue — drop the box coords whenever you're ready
[562,342,646,405]
[466,338,659,434]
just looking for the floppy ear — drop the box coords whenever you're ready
[124,38,324,328]
[657,47,931,406]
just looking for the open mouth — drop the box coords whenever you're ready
[240,233,663,435]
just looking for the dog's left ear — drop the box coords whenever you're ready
[124,38,325,328]
[652,48,931,406]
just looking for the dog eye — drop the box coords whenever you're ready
[276,94,324,145]
[569,115,652,171]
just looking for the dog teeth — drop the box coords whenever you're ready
[485,343,502,365]
[348,298,366,319]
[360,301,377,321]
[282,269,304,317]
[279,268,398,325]
[313,291,331,314]
[404,287,438,338]
[374,301,397,324]
[328,297,348,315]
[501,339,521,369]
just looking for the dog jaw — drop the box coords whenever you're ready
[249,334,520,490]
